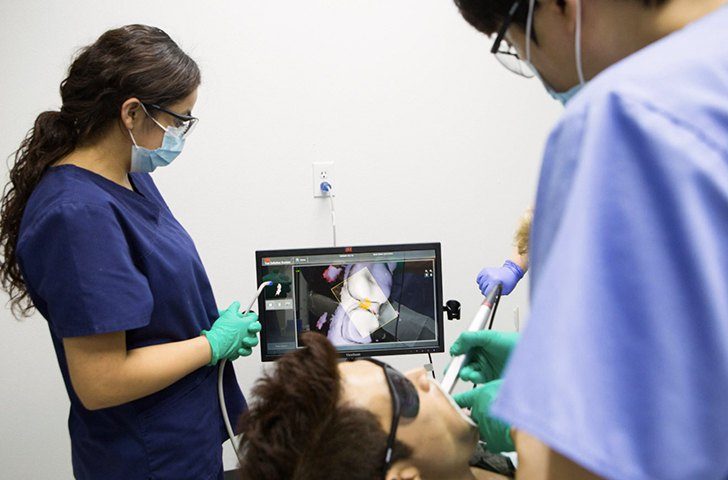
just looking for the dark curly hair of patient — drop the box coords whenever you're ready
[236,332,412,480]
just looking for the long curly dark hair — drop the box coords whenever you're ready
[0,24,201,318]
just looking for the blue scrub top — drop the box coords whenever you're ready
[16,165,245,480]
[491,6,728,480]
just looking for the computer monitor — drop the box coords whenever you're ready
[256,243,444,361]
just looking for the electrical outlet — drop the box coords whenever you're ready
[312,162,335,197]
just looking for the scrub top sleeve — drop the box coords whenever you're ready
[491,95,728,479]
[20,202,154,338]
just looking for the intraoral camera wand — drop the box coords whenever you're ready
[440,283,502,394]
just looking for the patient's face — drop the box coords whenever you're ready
[339,361,478,474]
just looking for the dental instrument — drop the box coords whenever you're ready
[440,283,503,394]
[218,281,273,460]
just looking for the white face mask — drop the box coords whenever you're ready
[525,0,587,105]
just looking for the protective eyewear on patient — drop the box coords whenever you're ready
[362,358,420,478]
[142,102,198,139]
[490,0,535,78]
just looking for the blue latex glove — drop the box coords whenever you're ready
[201,302,261,365]
[449,330,520,384]
[454,380,514,452]
[476,260,524,296]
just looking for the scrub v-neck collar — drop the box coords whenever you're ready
[48,164,160,217]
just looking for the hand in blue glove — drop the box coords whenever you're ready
[449,330,519,384]
[454,380,514,453]
[476,260,525,296]
[201,302,261,365]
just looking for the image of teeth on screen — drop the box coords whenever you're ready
[297,261,436,347]
[258,247,442,358]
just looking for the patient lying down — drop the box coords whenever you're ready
[237,333,513,480]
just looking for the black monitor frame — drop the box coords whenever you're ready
[255,243,444,361]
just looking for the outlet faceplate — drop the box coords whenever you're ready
[312,162,335,197]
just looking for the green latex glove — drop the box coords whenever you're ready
[454,380,514,453]
[201,302,261,365]
[215,308,261,360]
[449,330,520,384]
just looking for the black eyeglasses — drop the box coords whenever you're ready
[362,358,420,479]
[142,102,199,139]
[490,0,535,78]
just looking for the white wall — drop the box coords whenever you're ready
[0,0,560,477]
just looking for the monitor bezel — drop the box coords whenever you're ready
[255,242,444,362]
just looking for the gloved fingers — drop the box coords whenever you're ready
[241,336,259,348]
[247,321,262,334]
[454,380,503,409]
[478,279,493,296]
[237,346,253,357]
[476,268,490,283]
[484,283,498,296]
[458,365,488,384]
[449,331,491,356]
[241,312,259,321]
[458,364,476,381]
[453,388,479,408]
[225,301,242,314]
[465,370,489,384]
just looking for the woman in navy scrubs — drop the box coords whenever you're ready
[0,25,259,479]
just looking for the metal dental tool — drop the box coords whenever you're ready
[440,283,502,394]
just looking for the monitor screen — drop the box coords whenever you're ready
[256,243,444,361]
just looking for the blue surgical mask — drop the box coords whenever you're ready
[128,106,185,173]
[525,0,587,107]
[534,69,586,106]
[548,83,585,106]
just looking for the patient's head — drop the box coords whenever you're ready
[238,333,478,480]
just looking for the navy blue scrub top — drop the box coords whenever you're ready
[16,165,245,480]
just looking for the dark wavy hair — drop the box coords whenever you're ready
[0,24,200,318]
[237,333,413,480]
[453,0,669,36]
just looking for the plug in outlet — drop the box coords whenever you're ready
[312,162,335,197]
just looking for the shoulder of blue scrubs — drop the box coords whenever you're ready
[492,7,728,480]
[17,168,155,338]
[20,166,114,228]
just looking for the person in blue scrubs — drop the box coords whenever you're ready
[450,0,728,478]
[0,25,258,479]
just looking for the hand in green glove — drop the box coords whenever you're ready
[454,380,514,453]
[201,302,262,366]
[449,330,519,384]
[215,308,261,360]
